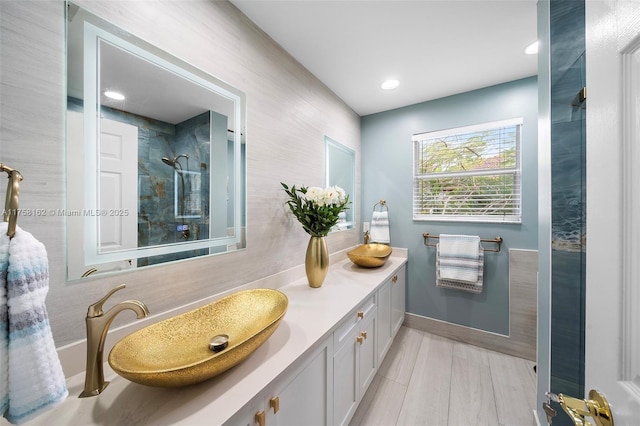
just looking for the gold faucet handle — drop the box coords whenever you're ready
[87,284,127,317]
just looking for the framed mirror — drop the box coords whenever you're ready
[66,2,246,280]
[324,136,355,231]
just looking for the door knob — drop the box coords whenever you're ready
[547,390,613,426]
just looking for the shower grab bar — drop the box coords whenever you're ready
[0,163,23,238]
[422,232,503,253]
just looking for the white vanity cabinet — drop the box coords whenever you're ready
[377,266,406,364]
[332,294,377,426]
[226,337,333,426]
[390,266,406,336]
[377,278,392,362]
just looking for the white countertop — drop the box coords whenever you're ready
[21,254,407,426]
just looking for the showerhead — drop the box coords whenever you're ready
[161,154,189,169]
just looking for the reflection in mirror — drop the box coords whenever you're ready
[65,2,246,280]
[325,136,355,231]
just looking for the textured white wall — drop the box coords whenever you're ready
[0,0,360,346]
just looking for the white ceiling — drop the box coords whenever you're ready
[230,0,538,116]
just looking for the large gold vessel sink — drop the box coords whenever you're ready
[347,243,393,268]
[108,288,288,387]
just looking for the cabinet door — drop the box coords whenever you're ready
[358,310,377,397]
[333,329,358,426]
[268,344,330,426]
[391,266,406,336]
[376,279,392,362]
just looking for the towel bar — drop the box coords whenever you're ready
[422,232,503,253]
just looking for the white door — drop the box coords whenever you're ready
[67,111,138,278]
[585,1,640,423]
[98,118,138,253]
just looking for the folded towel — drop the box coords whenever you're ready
[3,225,67,424]
[0,223,9,416]
[437,234,481,283]
[369,210,390,244]
[436,243,484,293]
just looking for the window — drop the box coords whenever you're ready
[412,118,522,223]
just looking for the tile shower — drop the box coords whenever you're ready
[549,0,586,423]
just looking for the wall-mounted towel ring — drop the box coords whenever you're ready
[1,163,23,238]
[370,199,390,244]
[373,199,388,213]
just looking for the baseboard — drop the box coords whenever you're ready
[404,312,535,361]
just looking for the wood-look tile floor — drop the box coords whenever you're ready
[350,326,537,426]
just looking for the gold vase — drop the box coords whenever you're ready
[305,236,329,288]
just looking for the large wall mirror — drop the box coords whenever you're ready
[325,136,355,231]
[66,2,247,280]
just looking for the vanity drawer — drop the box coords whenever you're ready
[333,294,376,352]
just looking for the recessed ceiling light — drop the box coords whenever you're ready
[104,90,125,101]
[525,41,539,55]
[381,79,400,90]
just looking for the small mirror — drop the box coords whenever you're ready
[66,3,246,280]
[325,136,355,231]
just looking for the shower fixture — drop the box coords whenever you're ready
[161,153,190,239]
[161,154,189,171]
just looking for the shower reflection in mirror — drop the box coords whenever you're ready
[65,3,246,280]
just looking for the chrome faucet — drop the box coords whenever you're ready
[79,284,149,398]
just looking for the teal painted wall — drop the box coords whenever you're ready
[361,76,538,334]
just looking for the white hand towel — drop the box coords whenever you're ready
[369,210,390,244]
[4,225,67,424]
[436,243,484,293]
[437,234,481,283]
[0,222,9,416]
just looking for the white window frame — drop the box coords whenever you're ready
[412,118,522,224]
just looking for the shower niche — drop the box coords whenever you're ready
[65,2,246,280]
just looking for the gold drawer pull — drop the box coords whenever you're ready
[392,275,398,283]
[255,410,265,426]
[357,335,364,345]
[270,396,280,414]
[357,311,364,319]
[361,331,367,339]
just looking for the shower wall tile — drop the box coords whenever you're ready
[549,0,586,421]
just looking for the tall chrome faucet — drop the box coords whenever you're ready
[79,284,149,398]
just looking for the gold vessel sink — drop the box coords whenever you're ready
[108,288,288,387]
[347,243,393,268]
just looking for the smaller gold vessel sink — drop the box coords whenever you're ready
[108,288,288,387]
[347,243,393,268]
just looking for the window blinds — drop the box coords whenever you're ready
[412,118,522,223]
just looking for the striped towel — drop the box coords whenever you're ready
[0,223,9,416]
[436,244,484,293]
[3,225,67,424]
[369,210,390,244]
[436,234,481,283]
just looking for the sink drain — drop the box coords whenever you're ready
[209,334,229,352]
